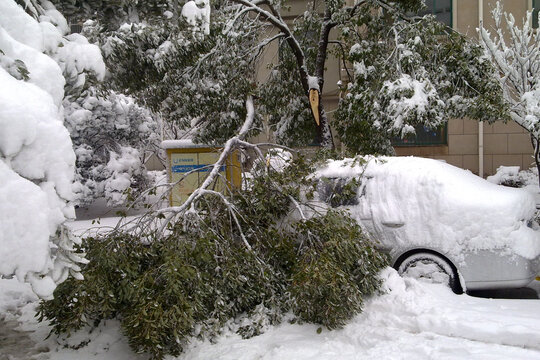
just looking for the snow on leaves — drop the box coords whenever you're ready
[65,88,159,206]
[479,1,540,184]
[336,13,506,155]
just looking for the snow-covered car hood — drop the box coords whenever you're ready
[315,156,540,262]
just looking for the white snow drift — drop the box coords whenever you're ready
[0,0,103,297]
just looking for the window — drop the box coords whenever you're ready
[393,0,451,147]
[533,0,540,29]
[392,124,448,146]
[419,0,452,27]
[70,23,83,33]
[318,177,360,208]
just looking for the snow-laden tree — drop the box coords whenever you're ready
[336,7,507,155]
[479,2,540,185]
[0,0,91,298]
[72,0,262,147]
[54,0,426,149]
[175,0,503,150]
[65,88,160,205]
[39,0,163,206]
[226,0,426,148]
[49,0,504,152]
[47,0,506,154]
[229,0,495,149]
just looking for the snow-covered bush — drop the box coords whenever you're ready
[487,165,540,210]
[28,2,161,206]
[487,166,526,188]
[38,155,388,358]
[65,87,159,205]
[0,0,87,298]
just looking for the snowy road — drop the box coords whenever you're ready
[1,268,539,359]
[178,269,540,360]
[0,269,540,360]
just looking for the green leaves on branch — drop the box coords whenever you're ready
[291,211,388,329]
[336,14,507,155]
[38,155,388,358]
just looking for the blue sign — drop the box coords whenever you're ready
[172,164,226,173]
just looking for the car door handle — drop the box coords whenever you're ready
[381,222,404,228]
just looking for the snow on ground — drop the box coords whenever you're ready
[1,252,540,359]
[1,171,540,359]
[177,269,540,360]
[0,276,144,360]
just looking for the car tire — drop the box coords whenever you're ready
[396,252,462,294]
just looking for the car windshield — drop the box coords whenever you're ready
[318,177,361,208]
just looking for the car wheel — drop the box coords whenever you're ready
[396,252,462,294]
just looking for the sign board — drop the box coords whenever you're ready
[163,141,241,206]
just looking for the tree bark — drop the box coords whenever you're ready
[312,9,336,149]
[531,134,540,189]
[316,99,334,149]
[231,0,339,149]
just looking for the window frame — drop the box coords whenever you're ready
[392,123,449,147]
[419,0,453,27]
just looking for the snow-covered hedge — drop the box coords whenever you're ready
[0,0,92,298]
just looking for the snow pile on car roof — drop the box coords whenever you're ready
[315,156,540,261]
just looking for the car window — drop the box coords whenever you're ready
[318,177,361,208]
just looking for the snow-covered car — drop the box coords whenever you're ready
[315,156,540,293]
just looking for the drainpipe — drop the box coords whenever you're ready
[478,0,484,178]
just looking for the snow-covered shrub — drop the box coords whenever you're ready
[22,2,162,207]
[487,166,525,188]
[65,87,159,205]
[0,0,87,298]
[38,155,388,358]
[487,166,540,216]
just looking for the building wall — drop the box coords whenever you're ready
[396,0,534,177]
[395,118,534,177]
